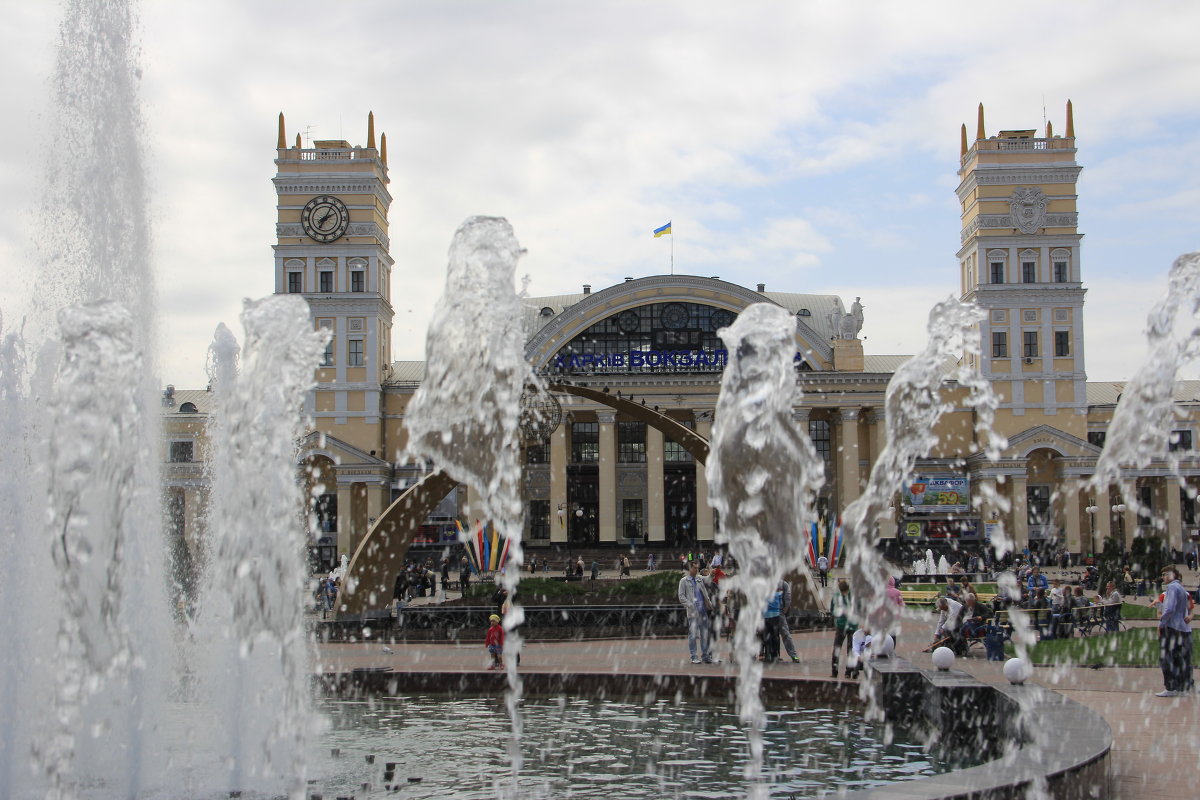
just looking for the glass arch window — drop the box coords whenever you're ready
[547,302,738,375]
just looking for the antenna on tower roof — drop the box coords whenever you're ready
[1042,94,1047,130]
[302,125,317,147]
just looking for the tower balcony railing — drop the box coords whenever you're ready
[279,147,378,162]
[963,136,1075,166]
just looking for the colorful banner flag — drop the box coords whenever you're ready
[653,221,672,237]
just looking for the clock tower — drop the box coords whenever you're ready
[273,112,394,455]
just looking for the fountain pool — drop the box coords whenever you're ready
[305,694,968,800]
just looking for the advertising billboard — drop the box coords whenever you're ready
[903,475,970,513]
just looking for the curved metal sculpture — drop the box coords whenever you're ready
[337,382,831,620]
[337,470,457,618]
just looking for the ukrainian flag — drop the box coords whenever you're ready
[653,221,672,238]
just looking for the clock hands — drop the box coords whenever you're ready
[316,208,335,229]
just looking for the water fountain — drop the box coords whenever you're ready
[401,216,533,791]
[3,1,1193,797]
[705,303,824,792]
[0,1,324,797]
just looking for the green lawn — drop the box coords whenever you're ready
[1005,627,1200,666]
[1118,601,1158,620]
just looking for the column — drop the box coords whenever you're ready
[977,476,1001,548]
[1063,488,1081,554]
[866,410,896,538]
[1009,474,1029,552]
[695,415,713,542]
[837,408,861,513]
[549,423,568,543]
[1121,503,1138,550]
[1165,478,1184,554]
[336,483,354,558]
[646,426,665,543]
[598,411,617,543]
[367,479,387,534]
[1092,492,1111,548]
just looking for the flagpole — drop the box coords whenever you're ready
[670,232,674,275]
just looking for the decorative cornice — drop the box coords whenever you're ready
[960,213,1078,243]
[956,167,1081,200]
[276,222,390,249]
[273,176,393,207]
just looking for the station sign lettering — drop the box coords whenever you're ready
[554,349,729,371]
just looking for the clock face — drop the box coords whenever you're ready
[301,195,350,243]
[659,303,689,330]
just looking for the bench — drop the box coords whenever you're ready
[991,603,1123,641]
[900,590,997,605]
[899,590,940,605]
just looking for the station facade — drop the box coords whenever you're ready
[162,104,1200,568]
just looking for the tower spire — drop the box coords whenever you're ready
[1046,120,1054,138]
[277,112,286,148]
[380,132,388,165]
[1065,99,1075,138]
[960,123,968,156]
[976,102,986,141]
[295,132,301,148]
[367,111,376,149]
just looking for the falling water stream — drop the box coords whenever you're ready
[402,216,535,795]
[190,297,326,798]
[705,303,824,794]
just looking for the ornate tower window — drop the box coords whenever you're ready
[288,272,302,293]
[348,258,367,292]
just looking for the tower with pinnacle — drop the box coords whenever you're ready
[957,101,1087,436]
[272,112,394,455]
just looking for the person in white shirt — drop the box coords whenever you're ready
[816,554,829,587]
[934,596,964,652]
[847,627,872,679]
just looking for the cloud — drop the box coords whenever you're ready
[3,0,1199,387]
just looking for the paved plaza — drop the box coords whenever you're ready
[318,580,1199,800]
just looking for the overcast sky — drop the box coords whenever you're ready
[2,0,1198,388]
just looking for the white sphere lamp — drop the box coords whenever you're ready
[1003,657,1032,685]
[931,646,955,671]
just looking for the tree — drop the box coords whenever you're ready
[1096,535,1124,596]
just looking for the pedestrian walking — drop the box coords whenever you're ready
[762,583,784,663]
[776,578,800,662]
[830,579,857,677]
[678,562,715,664]
[816,554,829,587]
[1155,566,1194,697]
